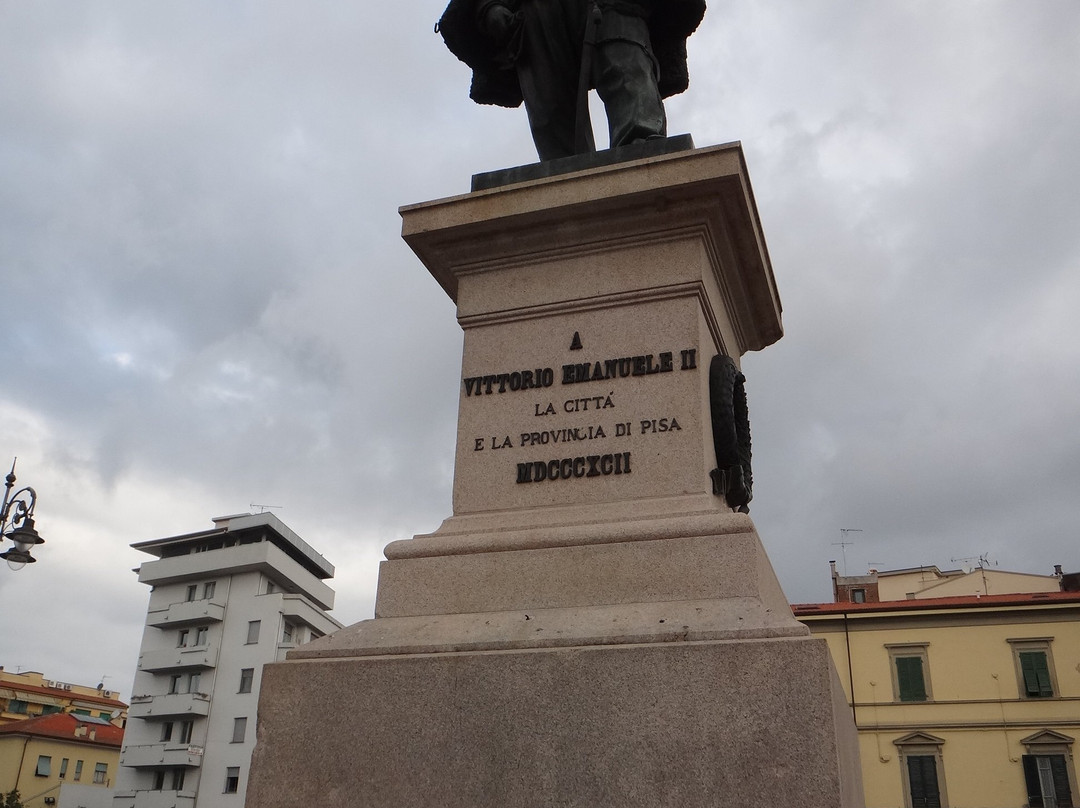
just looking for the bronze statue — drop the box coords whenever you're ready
[438,0,706,161]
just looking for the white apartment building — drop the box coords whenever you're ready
[113,513,342,808]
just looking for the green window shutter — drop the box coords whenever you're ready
[896,656,927,701]
[1019,652,1054,697]
[907,755,941,808]
[1024,755,1045,807]
[1050,755,1073,808]
[1036,666,1054,698]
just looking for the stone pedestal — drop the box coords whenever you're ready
[246,143,864,808]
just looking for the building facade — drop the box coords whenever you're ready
[0,712,122,808]
[830,561,1065,604]
[797,564,1079,808]
[112,513,342,808]
[0,671,127,727]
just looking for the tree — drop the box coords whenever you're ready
[2,790,24,808]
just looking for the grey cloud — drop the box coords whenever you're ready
[1,1,1078,692]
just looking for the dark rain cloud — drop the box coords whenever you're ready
[1,1,1078,696]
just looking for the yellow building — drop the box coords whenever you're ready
[0,712,122,807]
[0,670,127,728]
[874,565,1063,602]
[796,567,1080,808]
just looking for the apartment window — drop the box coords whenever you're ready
[177,629,190,647]
[265,578,277,594]
[246,620,261,644]
[203,581,216,599]
[93,762,107,784]
[238,668,254,694]
[1024,756,1072,807]
[160,722,174,742]
[897,657,928,701]
[224,766,241,794]
[232,717,248,743]
[907,756,942,807]
[282,620,296,644]
[186,584,198,602]
[195,626,209,646]
[9,699,28,714]
[1009,639,1058,699]
[72,708,91,716]
[1020,652,1054,697]
[41,704,62,715]
[888,644,931,702]
[1021,731,1077,808]
[852,588,867,603]
[188,673,201,694]
[895,732,948,808]
[59,758,68,779]
[155,768,184,791]
[74,760,83,781]
[36,755,52,777]
[168,675,182,694]
[178,720,194,744]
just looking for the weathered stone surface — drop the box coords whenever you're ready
[292,519,806,656]
[400,142,780,354]
[373,524,791,619]
[245,145,863,808]
[248,636,861,808]
[400,143,780,536]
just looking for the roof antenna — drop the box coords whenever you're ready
[951,553,998,595]
[250,503,283,514]
[950,552,998,571]
[831,529,863,575]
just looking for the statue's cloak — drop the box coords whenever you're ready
[438,0,707,108]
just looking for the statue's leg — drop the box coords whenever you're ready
[516,0,589,160]
[594,20,667,148]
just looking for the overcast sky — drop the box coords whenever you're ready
[1,2,1077,702]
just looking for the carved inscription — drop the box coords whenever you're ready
[465,345,697,484]
[463,367,555,396]
[516,453,632,484]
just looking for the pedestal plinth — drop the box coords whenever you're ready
[246,143,864,808]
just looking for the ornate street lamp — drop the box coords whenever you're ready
[1,458,45,571]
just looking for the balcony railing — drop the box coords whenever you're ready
[114,790,197,808]
[120,742,205,768]
[128,692,210,719]
[138,645,218,673]
[146,598,225,628]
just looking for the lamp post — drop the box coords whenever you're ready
[1,458,45,571]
